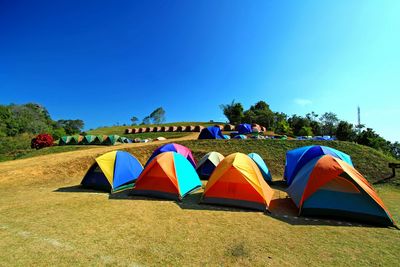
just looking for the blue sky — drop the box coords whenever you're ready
[1,1,399,141]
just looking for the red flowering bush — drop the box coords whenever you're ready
[31,133,54,149]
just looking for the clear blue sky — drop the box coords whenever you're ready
[1,1,399,141]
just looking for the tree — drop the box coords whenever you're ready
[288,115,310,136]
[356,128,390,152]
[150,107,166,124]
[275,119,293,135]
[243,110,256,124]
[336,121,356,141]
[130,116,139,126]
[319,112,339,136]
[57,119,84,135]
[249,101,274,129]
[220,100,244,124]
[298,126,313,136]
[142,116,151,125]
[390,142,400,159]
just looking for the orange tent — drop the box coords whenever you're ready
[131,152,202,200]
[202,153,274,211]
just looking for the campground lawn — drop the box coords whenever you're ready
[0,138,399,266]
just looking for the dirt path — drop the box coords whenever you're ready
[0,133,199,185]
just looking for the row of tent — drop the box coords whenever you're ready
[198,126,285,140]
[80,143,395,227]
[125,123,268,135]
[59,135,132,146]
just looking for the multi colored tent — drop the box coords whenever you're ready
[198,126,225,139]
[81,151,143,192]
[146,143,196,168]
[286,155,394,226]
[69,135,83,145]
[131,152,202,200]
[202,153,274,211]
[196,152,224,179]
[248,153,272,182]
[118,136,132,143]
[284,145,353,185]
[82,135,97,145]
[59,136,71,146]
[237,123,252,134]
[103,135,121,145]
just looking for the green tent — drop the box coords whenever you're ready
[59,136,71,146]
[69,135,83,145]
[82,135,97,145]
[102,135,120,145]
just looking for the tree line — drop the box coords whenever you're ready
[220,100,400,159]
[0,103,84,139]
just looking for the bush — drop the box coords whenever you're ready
[31,134,54,149]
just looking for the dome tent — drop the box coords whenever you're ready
[284,145,353,185]
[131,152,202,200]
[81,151,143,192]
[198,126,225,139]
[145,143,196,168]
[237,123,252,134]
[248,153,272,182]
[201,153,274,211]
[196,152,225,179]
[287,155,394,226]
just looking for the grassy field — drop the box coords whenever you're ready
[0,137,399,266]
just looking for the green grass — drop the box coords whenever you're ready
[123,139,399,184]
[1,137,400,266]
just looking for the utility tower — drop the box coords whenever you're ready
[357,106,361,132]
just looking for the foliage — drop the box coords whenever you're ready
[141,116,151,125]
[31,134,54,149]
[56,119,84,135]
[149,107,166,124]
[319,112,339,136]
[220,100,244,124]
[130,116,138,125]
[336,121,356,141]
[298,126,313,136]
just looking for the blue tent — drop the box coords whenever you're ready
[198,126,225,139]
[284,145,353,185]
[248,153,272,182]
[238,123,252,134]
[81,151,143,192]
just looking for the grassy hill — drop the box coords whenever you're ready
[87,121,222,137]
[0,136,399,266]
[0,122,219,162]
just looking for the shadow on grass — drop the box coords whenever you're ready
[176,192,260,213]
[268,197,379,228]
[54,185,109,194]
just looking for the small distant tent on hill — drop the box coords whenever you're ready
[196,152,224,180]
[237,123,252,134]
[248,153,272,182]
[284,145,353,185]
[59,136,71,146]
[198,126,225,139]
[69,135,83,145]
[233,134,247,139]
[102,135,120,145]
[286,155,394,226]
[201,153,274,211]
[81,151,143,192]
[146,143,196,168]
[82,135,97,145]
[131,152,202,200]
